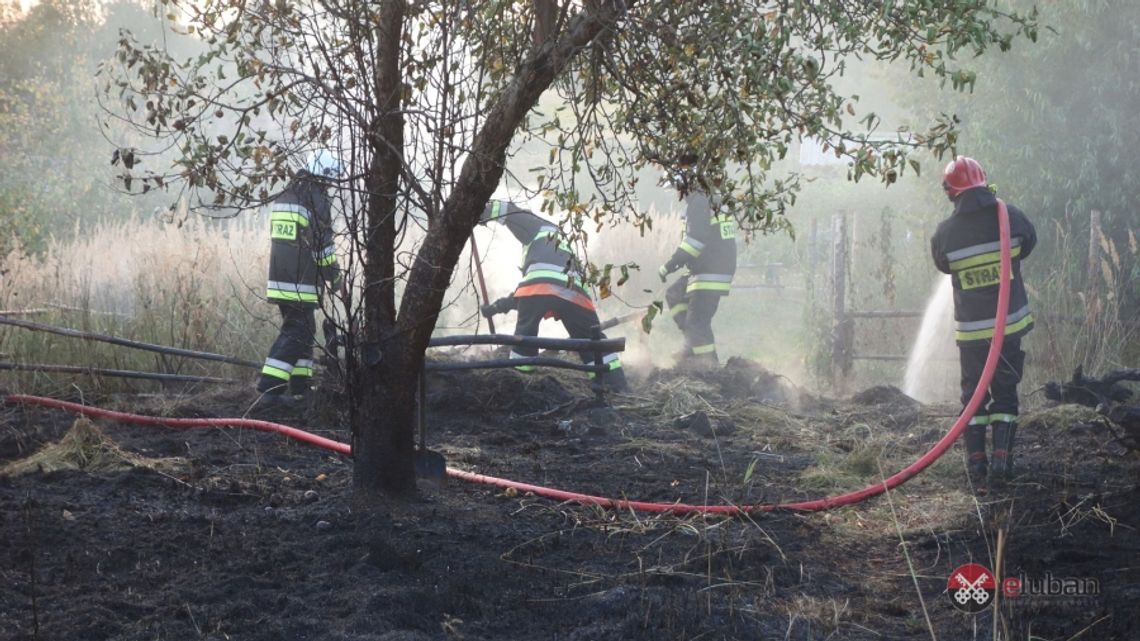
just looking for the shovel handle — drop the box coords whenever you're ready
[418,368,426,450]
[596,310,643,331]
[414,367,448,483]
[470,232,496,334]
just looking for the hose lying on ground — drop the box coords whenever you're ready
[2,204,1014,514]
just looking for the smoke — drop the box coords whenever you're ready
[436,222,534,336]
[586,206,687,375]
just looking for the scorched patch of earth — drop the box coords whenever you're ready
[2,358,1137,640]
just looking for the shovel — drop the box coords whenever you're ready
[598,310,643,331]
[470,232,497,335]
[597,301,664,332]
[414,369,448,483]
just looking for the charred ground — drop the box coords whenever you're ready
[2,358,1137,640]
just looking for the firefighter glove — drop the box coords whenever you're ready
[482,296,513,318]
[658,265,671,283]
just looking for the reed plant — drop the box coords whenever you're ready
[1027,211,1139,389]
[1,214,274,394]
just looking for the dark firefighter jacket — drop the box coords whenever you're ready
[266,171,342,306]
[483,201,595,311]
[931,187,1036,343]
[664,190,737,295]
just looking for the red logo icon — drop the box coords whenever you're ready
[948,563,995,612]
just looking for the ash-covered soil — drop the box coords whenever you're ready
[2,358,1137,640]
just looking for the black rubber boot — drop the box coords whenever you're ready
[289,378,313,398]
[291,389,315,422]
[251,392,300,421]
[690,350,719,370]
[991,421,1017,481]
[965,424,988,486]
[600,367,630,393]
[256,377,289,395]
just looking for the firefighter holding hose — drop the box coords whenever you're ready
[931,156,1036,487]
[478,200,629,392]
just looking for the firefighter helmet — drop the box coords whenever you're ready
[942,156,987,197]
[306,149,343,179]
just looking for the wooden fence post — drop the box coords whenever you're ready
[831,213,852,387]
[808,216,819,293]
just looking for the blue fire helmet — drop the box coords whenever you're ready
[306,149,343,179]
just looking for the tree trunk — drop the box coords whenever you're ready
[352,339,417,499]
[353,0,411,500]
[534,0,557,46]
[352,0,637,500]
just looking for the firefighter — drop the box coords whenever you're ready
[479,200,629,392]
[255,150,345,410]
[657,168,737,367]
[931,156,1036,486]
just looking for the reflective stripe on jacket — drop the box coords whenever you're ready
[512,283,596,312]
[665,191,737,296]
[931,187,1036,343]
[497,210,593,301]
[266,171,341,306]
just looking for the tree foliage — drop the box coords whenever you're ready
[534,1,1039,233]
[0,0,172,255]
[909,0,1138,317]
[934,1,1135,218]
[103,0,1039,497]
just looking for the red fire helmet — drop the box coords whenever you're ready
[942,156,988,197]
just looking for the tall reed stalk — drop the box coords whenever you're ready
[1,214,273,394]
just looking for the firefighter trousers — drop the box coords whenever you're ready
[958,336,1025,423]
[510,295,626,389]
[257,303,317,396]
[666,276,722,361]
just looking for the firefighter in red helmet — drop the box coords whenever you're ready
[931,156,1037,489]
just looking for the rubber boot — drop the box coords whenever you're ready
[293,389,315,422]
[256,376,289,395]
[600,367,629,393]
[990,421,1017,482]
[251,390,299,420]
[690,349,719,370]
[289,377,313,399]
[964,424,988,486]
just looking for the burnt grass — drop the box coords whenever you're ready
[2,357,1138,640]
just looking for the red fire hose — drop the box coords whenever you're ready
[0,398,352,457]
[2,203,1013,514]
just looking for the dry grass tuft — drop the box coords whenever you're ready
[0,417,186,477]
[729,403,810,444]
[1018,403,1103,434]
[652,377,722,417]
[782,593,850,637]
